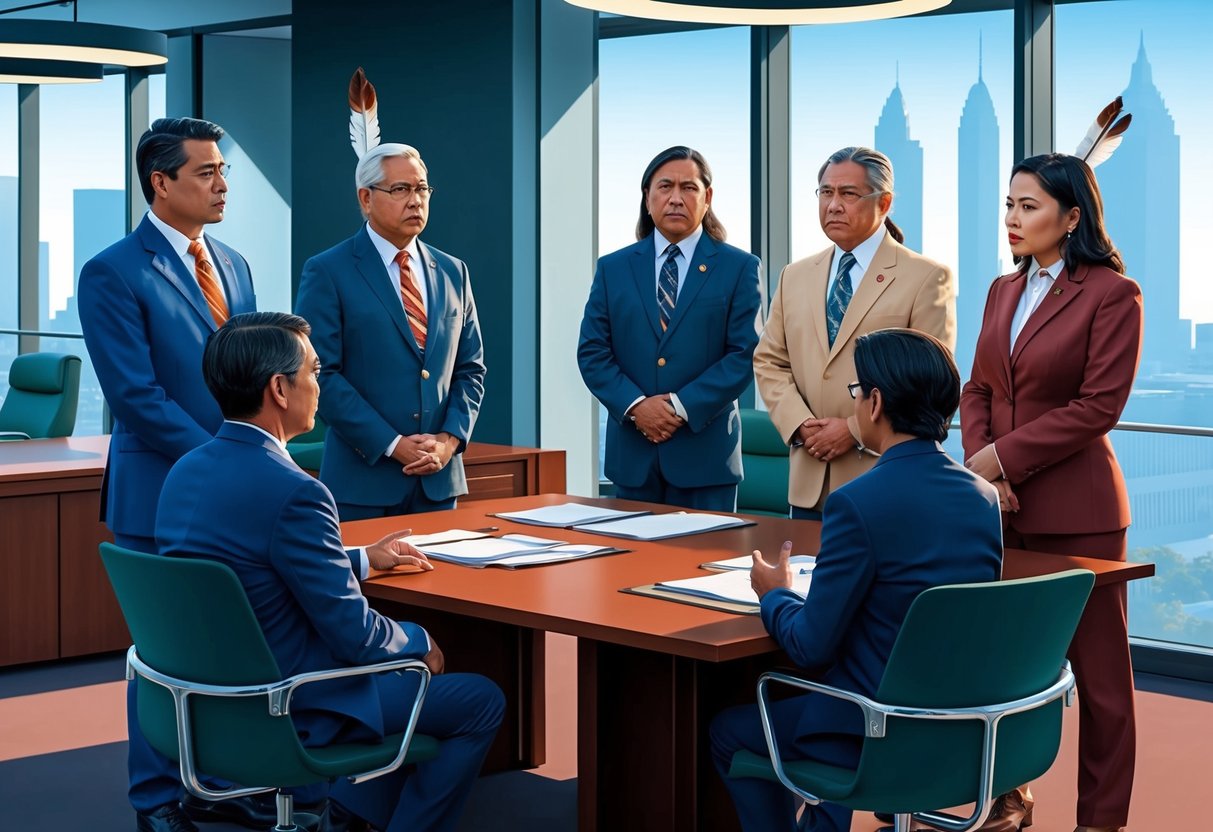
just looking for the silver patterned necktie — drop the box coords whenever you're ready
[826,251,856,347]
[658,243,681,331]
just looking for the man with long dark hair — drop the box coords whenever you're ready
[578,146,762,510]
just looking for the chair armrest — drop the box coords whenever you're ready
[126,646,433,790]
[754,666,1076,829]
[0,431,32,441]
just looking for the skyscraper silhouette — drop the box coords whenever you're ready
[1096,35,1188,374]
[955,39,1001,379]
[874,70,924,253]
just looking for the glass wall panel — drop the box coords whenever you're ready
[0,85,16,407]
[1056,0,1213,649]
[38,74,126,435]
[790,10,1014,378]
[149,71,166,123]
[597,26,752,479]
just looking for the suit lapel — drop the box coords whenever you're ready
[805,248,833,359]
[662,235,716,341]
[353,228,419,357]
[629,237,663,339]
[139,218,218,330]
[991,272,1024,382]
[829,235,898,361]
[417,241,444,364]
[1011,264,1087,366]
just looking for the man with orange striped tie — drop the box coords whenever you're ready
[295,143,485,521]
[78,117,260,832]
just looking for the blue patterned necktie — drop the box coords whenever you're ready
[826,251,857,347]
[658,243,681,331]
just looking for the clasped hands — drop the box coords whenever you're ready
[630,394,684,444]
[796,417,855,462]
[391,431,459,476]
[965,443,1020,514]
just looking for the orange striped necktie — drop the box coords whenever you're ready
[394,250,427,351]
[186,239,229,326]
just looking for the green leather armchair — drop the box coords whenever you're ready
[738,408,790,517]
[0,352,82,440]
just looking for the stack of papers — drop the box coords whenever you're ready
[700,554,817,572]
[573,511,752,541]
[654,569,813,608]
[409,532,622,569]
[493,502,650,528]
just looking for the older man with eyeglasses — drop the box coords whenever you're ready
[754,145,957,521]
[295,143,486,520]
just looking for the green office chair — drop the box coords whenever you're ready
[0,352,82,440]
[738,408,790,516]
[99,542,440,832]
[728,569,1095,832]
[286,414,327,473]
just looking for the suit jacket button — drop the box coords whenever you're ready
[412,413,420,420]
[421,369,430,380]
[657,357,666,367]
[823,371,831,380]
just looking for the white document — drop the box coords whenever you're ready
[489,544,622,568]
[701,554,817,572]
[573,511,750,541]
[402,529,493,547]
[416,534,565,564]
[656,569,813,606]
[494,502,651,528]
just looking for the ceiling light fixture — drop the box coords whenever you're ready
[0,56,102,83]
[0,1,167,80]
[563,0,951,25]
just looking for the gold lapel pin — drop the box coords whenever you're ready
[876,274,886,283]
[1053,287,1064,295]
[698,264,707,272]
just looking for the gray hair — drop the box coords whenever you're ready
[817,146,895,195]
[817,145,904,244]
[354,143,428,192]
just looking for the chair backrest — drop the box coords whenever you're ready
[286,414,327,471]
[0,353,82,438]
[845,569,1095,812]
[99,542,330,787]
[738,409,790,516]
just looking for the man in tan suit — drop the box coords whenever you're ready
[755,146,955,517]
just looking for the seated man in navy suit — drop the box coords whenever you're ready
[156,311,504,832]
[711,328,1003,832]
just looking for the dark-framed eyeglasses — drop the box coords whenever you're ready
[815,187,882,205]
[847,381,865,399]
[368,183,435,201]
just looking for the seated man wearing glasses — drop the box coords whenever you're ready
[295,143,485,522]
[713,328,1003,832]
[754,146,956,520]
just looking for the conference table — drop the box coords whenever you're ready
[344,494,1153,832]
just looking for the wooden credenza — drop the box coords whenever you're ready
[0,436,566,667]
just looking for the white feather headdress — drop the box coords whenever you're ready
[1075,96,1132,169]
[348,67,380,159]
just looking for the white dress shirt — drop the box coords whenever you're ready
[825,226,886,300]
[366,222,430,311]
[147,211,228,302]
[1009,258,1061,349]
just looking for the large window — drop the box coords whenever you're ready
[0,85,16,407]
[37,75,127,436]
[790,10,1013,378]
[1056,0,1213,650]
[597,25,752,479]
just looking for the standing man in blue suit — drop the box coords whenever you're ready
[78,117,260,832]
[578,146,762,511]
[711,329,1003,832]
[157,312,504,832]
[295,143,485,521]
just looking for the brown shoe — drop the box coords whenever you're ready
[1073,827,1126,832]
[972,786,1034,832]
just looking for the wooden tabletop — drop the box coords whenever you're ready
[349,494,1155,664]
[0,435,109,482]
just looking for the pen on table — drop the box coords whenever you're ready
[472,526,499,533]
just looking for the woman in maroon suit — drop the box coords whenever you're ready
[960,153,1142,832]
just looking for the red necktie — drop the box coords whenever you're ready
[394,250,427,351]
[187,239,229,326]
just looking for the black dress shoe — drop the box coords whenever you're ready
[181,792,325,831]
[136,804,199,832]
